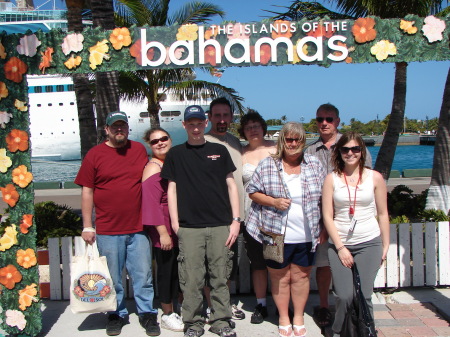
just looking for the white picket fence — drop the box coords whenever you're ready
[43,222,450,300]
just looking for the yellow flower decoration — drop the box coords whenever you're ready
[12,165,33,188]
[17,249,37,269]
[176,24,199,41]
[292,43,309,64]
[0,41,6,59]
[64,55,82,70]
[0,81,8,101]
[400,20,418,34]
[109,27,132,50]
[370,40,397,61]
[89,40,110,70]
[0,148,12,173]
[14,99,28,112]
[18,283,38,311]
[0,225,18,252]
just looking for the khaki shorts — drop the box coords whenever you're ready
[314,241,330,267]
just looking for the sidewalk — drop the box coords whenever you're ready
[35,288,449,337]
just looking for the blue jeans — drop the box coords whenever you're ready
[97,232,156,317]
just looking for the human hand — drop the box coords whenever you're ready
[82,232,96,245]
[338,247,353,268]
[160,233,173,251]
[225,221,240,248]
[381,245,388,265]
[273,198,291,211]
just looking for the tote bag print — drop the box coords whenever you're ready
[70,243,117,313]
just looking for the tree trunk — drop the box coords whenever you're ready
[148,102,161,128]
[91,0,120,143]
[374,62,408,180]
[426,68,450,213]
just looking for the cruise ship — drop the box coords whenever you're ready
[1,2,212,160]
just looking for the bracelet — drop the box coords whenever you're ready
[337,245,345,251]
[82,227,96,233]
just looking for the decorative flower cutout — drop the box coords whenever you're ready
[0,110,13,128]
[0,264,22,289]
[271,20,293,39]
[16,34,41,57]
[19,283,38,311]
[250,44,272,65]
[89,40,110,70]
[0,224,18,251]
[400,19,418,34]
[1,184,20,207]
[6,129,29,152]
[12,165,33,188]
[129,39,155,66]
[64,55,82,70]
[422,15,445,43]
[352,18,377,43]
[5,310,26,330]
[61,33,84,55]
[4,57,28,83]
[109,27,132,50]
[14,99,28,112]
[0,81,9,100]
[227,23,250,40]
[205,25,219,39]
[20,214,33,234]
[307,23,335,38]
[17,248,37,269]
[371,40,397,61]
[0,41,7,59]
[164,46,184,65]
[291,42,308,64]
[0,148,12,173]
[39,47,54,74]
[176,24,198,41]
[204,45,222,66]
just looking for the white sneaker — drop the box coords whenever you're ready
[161,312,184,332]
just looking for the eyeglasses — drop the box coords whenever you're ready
[285,138,300,143]
[244,124,262,132]
[340,146,361,154]
[316,117,334,123]
[149,135,169,145]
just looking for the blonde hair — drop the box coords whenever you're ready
[273,122,306,160]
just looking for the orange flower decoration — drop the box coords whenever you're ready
[19,283,38,310]
[20,214,33,234]
[271,20,293,39]
[12,165,33,188]
[64,55,82,70]
[250,45,272,65]
[17,249,37,269]
[4,57,28,83]
[352,18,377,43]
[307,23,335,38]
[0,81,8,101]
[129,40,155,66]
[1,184,19,207]
[39,47,54,74]
[0,265,22,289]
[109,27,132,50]
[6,129,29,152]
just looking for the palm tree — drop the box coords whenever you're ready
[115,0,245,128]
[426,68,450,214]
[271,0,444,180]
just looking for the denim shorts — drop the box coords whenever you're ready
[266,242,315,269]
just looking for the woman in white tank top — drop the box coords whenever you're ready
[322,132,389,337]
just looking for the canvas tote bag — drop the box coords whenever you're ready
[70,241,117,314]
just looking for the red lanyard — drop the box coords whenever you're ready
[343,173,360,216]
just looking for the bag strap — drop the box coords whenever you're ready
[272,157,289,233]
[84,241,101,258]
[352,263,377,337]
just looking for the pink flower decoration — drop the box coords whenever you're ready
[227,23,250,40]
[0,110,13,128]
[61,33,84,55]
[422,15,446,43]
[164,47,184,65]
[16,34,41,57]
[5,309,26,330]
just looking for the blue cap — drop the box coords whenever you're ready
[184,105,206,121]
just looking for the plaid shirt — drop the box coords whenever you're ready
[245,154,326,251]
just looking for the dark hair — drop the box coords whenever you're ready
[238,109,268,140]
[317,103,340,118]
[331,131,367,175]
[143,127,170,143]
[209,97,232,115]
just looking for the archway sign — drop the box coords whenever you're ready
[0,15,449,336]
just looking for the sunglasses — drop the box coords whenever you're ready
[340,146,362,154]
[285,138,300,143]
[316,117,334,123]
[149,135,169,146]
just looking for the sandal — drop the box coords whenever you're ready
[313,307,332,328]
[293,325,307,337]
[278,325,293,337]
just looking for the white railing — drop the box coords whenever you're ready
[42,222,450,300]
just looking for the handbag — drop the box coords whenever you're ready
[70,241,117,314]
[341,263,377,337]
[261,158,288,264]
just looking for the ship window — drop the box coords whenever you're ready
[62,132,64,134]
[67,85,74,91]
[59,103,63,106]
[139,112,150,118]
[61,119,63,121]
[37,104,41,107]
[48,103,52,106]
[34,86,42,93]
[72,119,75,121]
[160,111,181,117]
[45,86,53,93]
[56,85,64,92]
[40,133,42,135]
[70,102,75,105]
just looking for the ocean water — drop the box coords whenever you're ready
[31,144,434,182]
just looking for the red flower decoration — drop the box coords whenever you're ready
[129,40,155,66]
[250,45,272,65]
[307,23,335,38]
[4,57,28,83]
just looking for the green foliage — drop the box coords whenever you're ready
[34,201,81,247]
[418,209,450,222]
[390,215,410,224]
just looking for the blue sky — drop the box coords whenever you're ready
[32,0,450,124]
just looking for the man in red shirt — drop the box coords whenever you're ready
[75,111,159,336]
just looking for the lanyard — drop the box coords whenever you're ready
[343,173,360,216]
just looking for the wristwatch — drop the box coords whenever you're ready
[232,217,241,222]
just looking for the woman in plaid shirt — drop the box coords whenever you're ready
[245,122,326,337]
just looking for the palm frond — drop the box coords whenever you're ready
[168,2,225,25]
[118,71,150,101]
[115,0,163,26]
[268,1,351,20]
